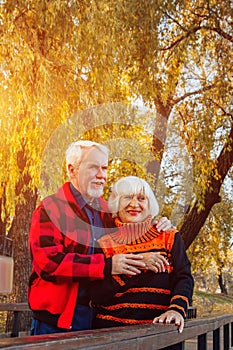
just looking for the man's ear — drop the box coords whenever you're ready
[68,164,75,178]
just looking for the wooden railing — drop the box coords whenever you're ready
[0,303,197,338]
[0,304,232,350]
[0,302,31,338]
[0,314,232,349]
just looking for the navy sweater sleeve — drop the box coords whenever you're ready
[168,232,194,316]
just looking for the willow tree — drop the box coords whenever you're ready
[62,0,232,249]
[0,0,127,315]
[99,0,233,248]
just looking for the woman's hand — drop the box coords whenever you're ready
[153,217,174,232]
[140,252,169,273]
[111,253,146,275]
[153,310,184,333]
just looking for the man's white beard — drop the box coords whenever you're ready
[87,184,104,199]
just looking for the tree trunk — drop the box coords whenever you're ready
[5,186,37,333]
[218,273,228,295]
[181,122,233,249]
[0,183,8,235]
[5,145,38,333]
[147,100,172,184]
[149,103,233,251]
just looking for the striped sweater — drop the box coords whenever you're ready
[91,217,194,328]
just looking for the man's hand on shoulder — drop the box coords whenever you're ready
[153,217,175,232]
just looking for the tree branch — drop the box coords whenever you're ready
[202,25,233,43]
[174,83,217,105]
[160,26,201,51]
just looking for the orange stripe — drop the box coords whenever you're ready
[169,304,186,317]
[101,303,168,311]
[113,275,125,286]
[115,287,171,297]
[96,314,153,325]
[171,295,189,304]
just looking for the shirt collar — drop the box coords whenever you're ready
[69,183,101,210]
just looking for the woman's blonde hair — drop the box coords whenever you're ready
[108,176,159,218]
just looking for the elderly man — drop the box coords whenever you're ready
[28,140,171,335]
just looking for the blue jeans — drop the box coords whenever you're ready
[30,304,96,335]
[30,319,71,335]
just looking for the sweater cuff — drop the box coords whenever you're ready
[103,257,112,276]
[168,306,186,319]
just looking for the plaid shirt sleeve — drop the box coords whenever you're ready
[29,198,106,284]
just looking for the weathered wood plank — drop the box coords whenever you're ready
[0,303,30,312]
[0,314,232,350]
[0,303,31,337]
[0,303,196,338]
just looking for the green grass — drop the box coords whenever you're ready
[193,290,233,317]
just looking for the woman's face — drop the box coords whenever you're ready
[118,192,150,223]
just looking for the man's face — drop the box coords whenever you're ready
[69,147,108,201]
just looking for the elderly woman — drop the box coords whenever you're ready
[91,176,194,334]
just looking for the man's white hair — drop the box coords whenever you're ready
[108,176,159,218]
[66,140,109,179]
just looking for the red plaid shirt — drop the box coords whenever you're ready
[28,182,113,329]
